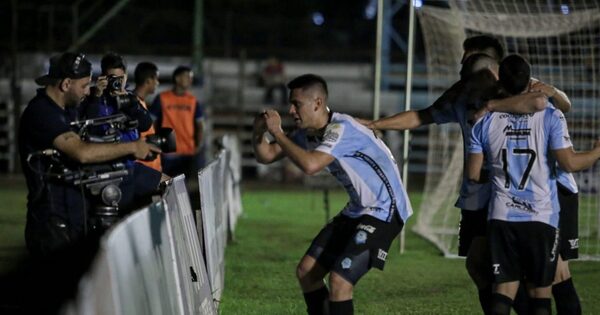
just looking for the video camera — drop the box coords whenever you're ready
[27,114,176,233]
[71,113,176,157]
[27,149,129,232]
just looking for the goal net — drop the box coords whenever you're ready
[414,1,600,260]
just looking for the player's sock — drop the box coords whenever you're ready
[529,298,552,315]
[303,286,329,315]
[329,299,353,315]
[478,285,493,315]
[490,293,512,315]
[511,283,530,315]
[552,278,582,315]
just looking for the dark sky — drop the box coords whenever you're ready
[2,0,431,62]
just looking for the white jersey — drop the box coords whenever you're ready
[469,106,573,228]
[556,168,578,193]
[292,112,413,223]
[547,102,578,193]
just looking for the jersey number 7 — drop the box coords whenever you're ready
[501,148,537,190]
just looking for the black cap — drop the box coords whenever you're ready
[35,52,92,86]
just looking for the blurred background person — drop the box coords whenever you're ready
[150,65,205,178]
[133,61,162,172]
[261,56,287,106]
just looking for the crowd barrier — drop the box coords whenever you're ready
[62,135,243,314]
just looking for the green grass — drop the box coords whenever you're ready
[221,188,600,315]
[0,182,599,314]
[0,184,28,272]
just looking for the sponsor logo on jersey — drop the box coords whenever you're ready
[505,196,537,214]
[499,113,533,120]
[166,104,193,112]
[323,123,341,143]
[377,249,387,261]
[493,264,500,275]
[341,257,352,269]
[355,231,368,244]
[357,224,376,233]
[563,136,571,142]
[503,125,531,137]
[568,238,579,249]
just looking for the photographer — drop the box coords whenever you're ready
[19,52,160,256]
[18,52,159,314]
[79,53,165,212]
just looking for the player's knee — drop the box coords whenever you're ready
[329,272,353,301]
[296,256,323,283]
[553,258,571,284]
[296,259,312,281]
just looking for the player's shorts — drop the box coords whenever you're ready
[557,183,579,260]
[458,208,488,257]
[488,220,559,287]
[305,211,404,285]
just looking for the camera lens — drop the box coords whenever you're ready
[107,75,123,92]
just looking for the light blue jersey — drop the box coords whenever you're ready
[292,112,413,223]
[469,106,573,228]
[547,101,578,193]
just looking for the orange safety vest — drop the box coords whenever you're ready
[158,90,199,155]
[137,96,162,171]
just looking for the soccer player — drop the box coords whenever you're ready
[468,54,600,315]
[365,35,575,314]
[253,74,412,315]
[526,79,583,315]
[365,37,546,313]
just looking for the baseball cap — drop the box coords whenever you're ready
[35,52,92,86]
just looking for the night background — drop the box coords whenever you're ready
[0,0,440,63]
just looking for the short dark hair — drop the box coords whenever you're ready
[172,65,192,82]
[134,62,158,86]
[101,52,127,74]
[287,74,328,96]
[499,54,531,95]
[463,35,505,61]
[460,53,498,80]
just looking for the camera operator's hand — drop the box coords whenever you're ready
[94,76,108,97]
[132,140,161,160]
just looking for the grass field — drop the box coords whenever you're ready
[1,181,599,314]
[221,187,600,315]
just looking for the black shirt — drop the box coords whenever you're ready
[19,88,88,250]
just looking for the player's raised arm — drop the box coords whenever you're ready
[252,112,285,164]
[263,109,334,175]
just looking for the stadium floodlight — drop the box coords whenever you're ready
[414,0,600,260]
